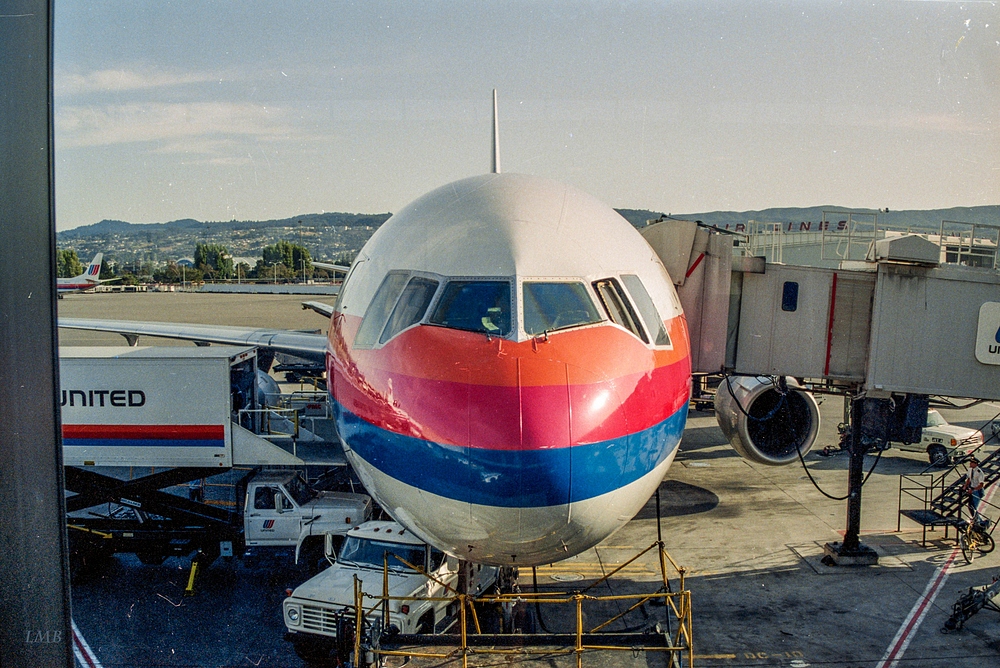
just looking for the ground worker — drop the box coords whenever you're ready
[962,457,986,519]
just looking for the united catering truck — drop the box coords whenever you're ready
[61,346,371,574]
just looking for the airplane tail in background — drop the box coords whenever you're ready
[57,253,109,294]
[84,253,103,281]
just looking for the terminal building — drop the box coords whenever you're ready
[716,212,999,271]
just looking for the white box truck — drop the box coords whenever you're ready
[61,346,371,573]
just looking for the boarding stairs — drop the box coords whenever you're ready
[898,444,1000,545]
[930,448,1000,519]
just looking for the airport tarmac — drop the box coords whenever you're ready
[60,292,1000,667]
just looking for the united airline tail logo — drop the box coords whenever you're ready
[262,520,275,530]
[976,302,1000,364]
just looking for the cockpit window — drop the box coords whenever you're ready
[429,280,511,336]
[333,257,364,312]
[621,275,671,346]
[522,282,602,335]
[379,276,439,344]
[354,272,409,348]
[593,278,648,343]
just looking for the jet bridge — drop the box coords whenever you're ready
[643,220,1000,563]
[645,219,1000,399]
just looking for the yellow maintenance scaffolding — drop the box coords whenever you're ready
[345,539,693,667]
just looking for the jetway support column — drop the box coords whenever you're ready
[823,393,926,566]
[824,396,879,565]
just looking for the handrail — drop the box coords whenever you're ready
[348,541,693,668]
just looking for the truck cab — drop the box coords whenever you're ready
[283,520,500,663]
[892,409,985,466]
[244,471,372,563]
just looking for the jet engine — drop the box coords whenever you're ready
[256,369,281,407]
[713,375,820,466]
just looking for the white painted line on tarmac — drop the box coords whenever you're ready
[876,545,958,668]
[876,485,997,668]
[72,619,102,668]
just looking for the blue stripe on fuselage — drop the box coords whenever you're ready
[334,402,687,508]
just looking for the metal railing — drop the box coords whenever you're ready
[898,472,954,545]
[236,407,302,457]
[346,541,694,668]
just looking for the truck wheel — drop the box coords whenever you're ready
[928,445,949,467]
[292,635,333,664]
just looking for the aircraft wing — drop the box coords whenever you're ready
[301,301,336,318]
[312,261,351,274]
[58,318,328,364]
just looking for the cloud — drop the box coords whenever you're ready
[56,102,295,150]
[55,68,219,96]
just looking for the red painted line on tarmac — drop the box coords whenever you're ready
[876,485,998,668]
[72,619,102,668]
[877,548,958,667]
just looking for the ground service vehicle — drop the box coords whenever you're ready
[893,409,985,466]
[283,521,502,663]
[241,469,372,564]
[61,347,371,571]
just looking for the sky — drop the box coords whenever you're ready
[53,1,999,231]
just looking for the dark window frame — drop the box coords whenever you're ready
[592,277,648,344]
[353,271,411,349]
[521,280,603,336]
[379,275,440,344]
[620,274,672,347]
[334,255,365,312]
[427,278,514,337]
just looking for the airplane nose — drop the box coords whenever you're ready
[465,354,630,514]
[332,326,667,564]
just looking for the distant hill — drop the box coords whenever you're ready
[59,211,392,240]
[57,205,997,267]
[60,205,998,238]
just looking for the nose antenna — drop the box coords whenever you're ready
[491,89,501,174]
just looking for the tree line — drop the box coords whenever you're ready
[57,242,351,284]
[56,249,84,278]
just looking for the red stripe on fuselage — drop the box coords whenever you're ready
[328,313,691,450]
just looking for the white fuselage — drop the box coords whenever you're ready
[327,174,692,566]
